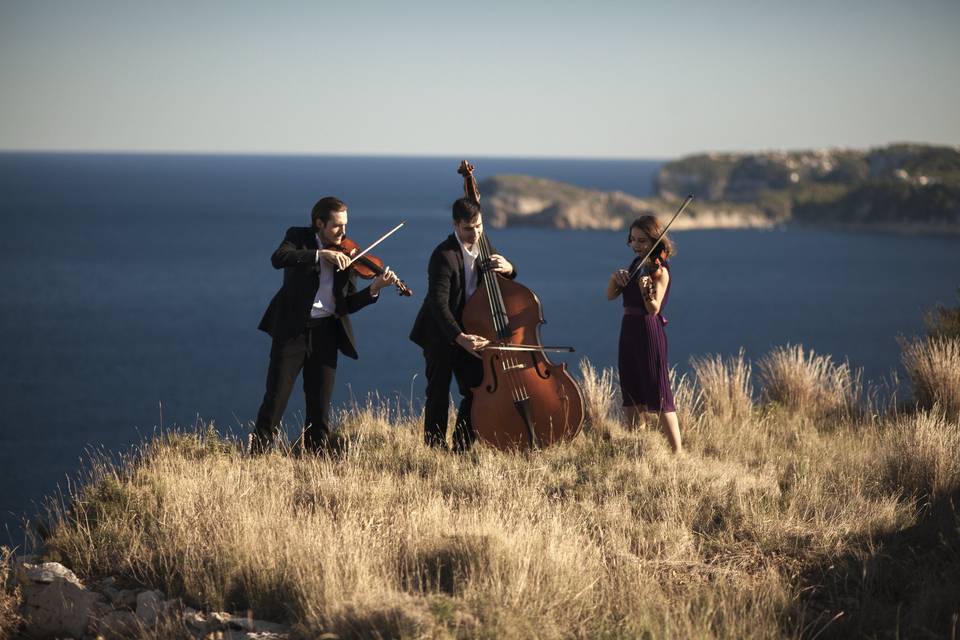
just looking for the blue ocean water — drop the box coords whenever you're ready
[1,153,958,542]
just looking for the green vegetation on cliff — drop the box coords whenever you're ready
[657,143,960,231]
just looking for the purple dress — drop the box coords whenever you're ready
[618,259,675,412]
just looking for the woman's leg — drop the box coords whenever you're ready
[657,411,682,453]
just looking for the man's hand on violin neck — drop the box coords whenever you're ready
[370,266,399,294]
[456,333,489,358]
[320,249,351,271]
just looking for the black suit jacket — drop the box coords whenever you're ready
[258,226,377,359]
[409,234,516,351]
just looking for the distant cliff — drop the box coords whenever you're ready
[479,175,776,231]
[482,143,960,233]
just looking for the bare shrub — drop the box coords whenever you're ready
[900,336,960,419]
[577,358,620,430]
[691,349,753,420]
[670,366,701,427]
[757,344,861,417]
[924,288,960,339]
[880,408,960,502]
[0,547,23,639]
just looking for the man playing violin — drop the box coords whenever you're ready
[251,197,400,454]
[409,198,515,451]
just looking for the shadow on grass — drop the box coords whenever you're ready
[796,489,960,639]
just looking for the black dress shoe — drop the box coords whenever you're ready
[248,432,273,456]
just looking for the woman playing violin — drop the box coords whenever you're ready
[606,215,681,453]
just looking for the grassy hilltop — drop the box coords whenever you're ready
[2,336,960,639]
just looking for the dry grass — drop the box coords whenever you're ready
[880,408,960,503]
[25,352,960,640]
[691,348,753,420]
[757,345,861,418]
[576,357,619,431]
[900,335,960,419]
[0,548,23,640]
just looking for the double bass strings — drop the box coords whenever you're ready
[478,233,529,404]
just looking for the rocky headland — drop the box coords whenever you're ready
[480,143,960,233]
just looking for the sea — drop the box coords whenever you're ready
[1,152,958,543]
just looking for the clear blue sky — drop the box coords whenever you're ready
[1,0,957,158]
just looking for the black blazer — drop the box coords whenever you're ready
[409,234,516,350]
[258,226,377,359]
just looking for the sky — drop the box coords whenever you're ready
[1,0,958,158]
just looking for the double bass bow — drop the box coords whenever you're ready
[458,160,585,451]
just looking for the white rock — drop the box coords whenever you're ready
[228,616,290,634]
[19,582,96,638]
[115,589,138,609]
[183,607,208,630]
[18,561,82,587]
[95,609,141,638]
[208,610,232,630]
[135,589,165,627]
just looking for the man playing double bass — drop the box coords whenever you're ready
[409,198,516,451]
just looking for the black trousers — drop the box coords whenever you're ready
[253,317,338,450]
[423,344,484,451]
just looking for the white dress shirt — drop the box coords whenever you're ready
[457,235,481,300]
[311,234,336,318]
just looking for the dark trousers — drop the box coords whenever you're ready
[253,317,338,451]
[423,344,484,451]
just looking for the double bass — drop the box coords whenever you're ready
[458,160,584,451]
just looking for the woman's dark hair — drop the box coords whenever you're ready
[628,215,675,258]
[311,197,347,227]
[452,198,482,223]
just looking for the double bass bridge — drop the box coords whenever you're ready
[500,360,529,373]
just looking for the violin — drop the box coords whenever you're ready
[622,195,693,286]
[332,237,413,297]
[458,160,584,451]
[637,246,666,282]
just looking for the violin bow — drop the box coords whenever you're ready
[342,221,406,269]
[624,194,694,283]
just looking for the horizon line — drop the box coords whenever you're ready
[0,148,672,163]
[2,140,956,161]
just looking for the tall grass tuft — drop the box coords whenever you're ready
[669,366,701,428]
[757,344,861,418]
[691,349,753,420]
[900,336,960,419]
[879,408,960,502]
[924,288,960,339]
[577,358,619,431]
[0,547,23,638]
